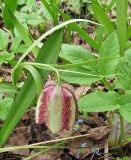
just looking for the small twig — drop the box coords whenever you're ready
[25,149,48,160]
[28,133,90,147]
[104,140,109,160]
[25,142,64,160]
[0,134,90,153]
[90,153,95,160]
[27,54,35,62]
[0,66,12,74]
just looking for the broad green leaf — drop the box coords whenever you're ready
[78,91,119,112]
[61,67,102,85]
[16,12,28,23]
[13,19,102,70]
[0,29,63,146]
[95,26,105,45]
[119,103,131,122]
[0,84,18,94]
[118,92,131,122]
[92,3,114,34]
[0,51,14,64]
[98,32,120,75]
[0,29,8,50]
[125,47,131,56]
[60,44,96,70]
[27,13,44,26]
[116,0,128,56]
[17,0,25,5]
[26,0,35,6]
[118,93,131,105]
[116,53,131,90]
[0,98,14,121]
[10,36,22,53]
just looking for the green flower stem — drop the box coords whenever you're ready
[67,26,71,44]
[102,77,125,146]
[58,69,104,78]
[54,56,119,69]
[119,114,125,146]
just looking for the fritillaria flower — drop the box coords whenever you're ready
[36,80,78,134]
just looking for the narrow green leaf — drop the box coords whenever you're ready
[78,91,119,112]
[54,5,100,51]
[12,65,23,86]
[106,0,116,12]
[92,3,115,34]
[0,29,63,146]
[13,19,101,70]
[9,11,39,55]
[0,29,8,50]
[41,0,55,24]
[23,64,42,95]
[0,98,14,121]
[3,0,17,29]
[116,0,128,56]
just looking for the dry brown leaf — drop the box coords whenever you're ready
[75,85,91,100]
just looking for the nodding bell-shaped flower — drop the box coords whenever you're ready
[36,80,78,134]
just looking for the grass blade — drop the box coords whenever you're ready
[127,26,131,40]
[116,0,128,56]
[3,0,17,29]
[54,6,100,51]
[40,0,55,24]
[23,64,42,96]
[9,11,39,55]
[106,0,116,12]
[0,29,63,146]
[92,3,115,34]
[13,18,100,70]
